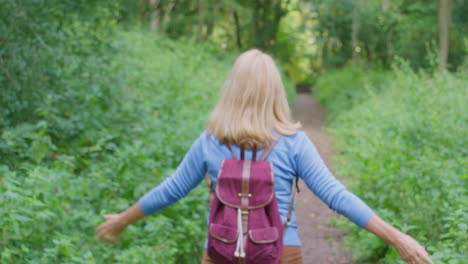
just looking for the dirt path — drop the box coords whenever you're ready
[293,93,351,264]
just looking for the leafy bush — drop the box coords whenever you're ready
[0,27,230,263]
[314,65,467,263]
[0,1,229,261]
[0,2,297,262]
[313,64,390,120]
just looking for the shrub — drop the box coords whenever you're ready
[314,65,467,263]
[1,21,296,264]
[0,28,230,263]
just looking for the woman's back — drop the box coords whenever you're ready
[138,130,374,247]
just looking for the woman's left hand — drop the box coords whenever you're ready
[393,234,434,264]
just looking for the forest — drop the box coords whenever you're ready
[1,0,466,263]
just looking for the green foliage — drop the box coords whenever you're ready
[0,1,298,263]
[313,65,390,119]
[314,65,468,263]
[1,1,226,262]
[0,28,228,263]
[310,0,468,70]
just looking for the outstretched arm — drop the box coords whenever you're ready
[95,202,146,244]
[95,133,207,244]
[295,132,434,264]
[365,214,434,264]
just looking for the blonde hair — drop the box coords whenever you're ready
[207,49,301,148]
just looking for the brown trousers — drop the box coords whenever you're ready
[201,246,304,264]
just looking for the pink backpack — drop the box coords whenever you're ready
[207,137,296,264]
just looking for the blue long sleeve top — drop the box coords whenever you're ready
[138,130,374,246]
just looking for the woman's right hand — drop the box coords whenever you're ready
[95,213,128,244]
[393,234,434,264]
[95,202,147,244]
[364,214,434,264]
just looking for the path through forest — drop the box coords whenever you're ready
[293,93,351,264]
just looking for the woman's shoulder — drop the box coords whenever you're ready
[278,129,308,143]
[270,129,308,153]
[198,130,222,146]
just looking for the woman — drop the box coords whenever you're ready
[96,49,434,264]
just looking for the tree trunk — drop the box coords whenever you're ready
[270,0,288,51]
[351,0,360,63]
[198,0,205,40]
[383,0,390,11]
[251,0,289,52]
[149,0,160,31]
[233,11,242,49]
[162,0,176,31]
[383,0,393,63]
[206,1,220,37]
[322,38,329,69]
[438,0,452,70]
[253,0,265,49]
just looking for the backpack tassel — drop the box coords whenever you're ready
[234,208,245,258]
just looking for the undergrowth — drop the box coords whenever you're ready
[0,4,296,261]
[314,64,467,263]
[1,28,231,263]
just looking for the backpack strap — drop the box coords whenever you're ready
[239,138,258,161]
[225,135,280,161]
[259,135,281,161]
[283,176,300,229]
[225,144,238,160]
[205,174,215,204]
[258,134,300,229]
